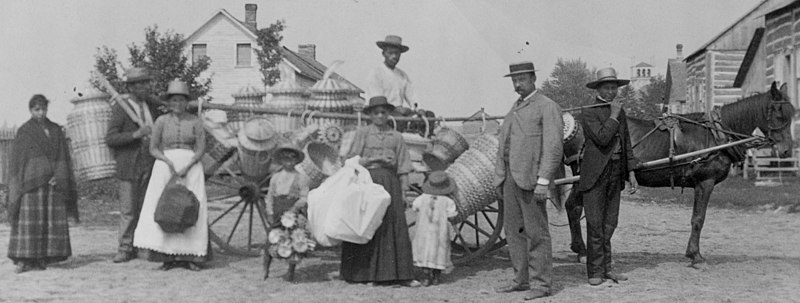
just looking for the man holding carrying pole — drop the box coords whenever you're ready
[578,67,639,286]
[494,61,563,301]
[105,67,158,263]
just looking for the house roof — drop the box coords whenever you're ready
[665,58,687,102]
[733,27,766,88]
[635,62,653,68]
[184,8,362,93]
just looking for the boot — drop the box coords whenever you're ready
[431,269,441,286]
[263,249,272,280]
[420,268,431,286]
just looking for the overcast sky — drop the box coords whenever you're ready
[0,0,760,126]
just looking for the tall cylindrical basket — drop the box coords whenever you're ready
[66,92,116,181]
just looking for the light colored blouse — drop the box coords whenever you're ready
[265,169,310,215]
[151,113,205,151]
[347,124,412,174]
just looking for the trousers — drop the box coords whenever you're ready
[117,172,150,253]
[582,159,623,278]
[502,168,552,291]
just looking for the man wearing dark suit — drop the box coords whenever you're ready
[106,67,159,263]
[494,62,563,301]
[578,67,639,286]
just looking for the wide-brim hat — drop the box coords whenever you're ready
[272,142,305,164]
[422,171,457,195]
[238,117,278,151]
[123,67,153,83]
[376,35,409,53]
[160,79,191,101]
[503,61,538,77]
[586,67,630,89]
[363,96,396,114]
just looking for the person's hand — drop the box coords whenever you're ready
[628,171,638,194]
[166,162,178,177]
[133,126,152,138]
[609,99,623,118]
[176,167,189,178]
[532,184,548,203]
[48,177,57,187]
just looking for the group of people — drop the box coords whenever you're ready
[5,33,640,301]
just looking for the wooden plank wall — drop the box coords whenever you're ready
[0,126,17,185]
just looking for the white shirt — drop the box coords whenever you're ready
[366,63,417,108]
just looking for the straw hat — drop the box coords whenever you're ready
[503,61,538,77]
[376,35,409,53]
[586,67,630,89]
[422,171,457,196]
[237,117,278,151]
[160,80,191,101]
[123,67,153,83]
[272,142,305,164]
[363,96,396,114]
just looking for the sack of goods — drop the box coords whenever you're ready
[155,179,200,233]
[307,156,391,246]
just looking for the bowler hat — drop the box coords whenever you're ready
[272,142,305,164]
[160,80,191,101]
[238,117,279,151]
[123,67,153,83]
[363,96,396,114]
[376,35,409,53]
[422,171,457,196]
[586,67,630,89]
[503,61,538,77]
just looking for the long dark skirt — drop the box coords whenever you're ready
[7,185,71,264]
[339,167,414,283]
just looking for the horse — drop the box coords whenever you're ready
[562,81,795,267]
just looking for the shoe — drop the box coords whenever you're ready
[420,278,431,287]
[524,289,550,301]
[495,283,530,293]
[577,254,587,264]
[604,272,628,282]
[588,277,604,286]
[431,270,441,286]
[112,252,134,263]
[401,280,421,287]
[34,260,46,271]
[158,262,175,271]
[184,262,203,271]
[14,262,31,274]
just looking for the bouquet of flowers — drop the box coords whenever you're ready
[267,212,317,265]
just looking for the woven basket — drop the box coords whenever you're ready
[445,133,499,223]
[202,117,237,162]
[296,142,342,189]
[423,127,469,171]
[67,93,116,181]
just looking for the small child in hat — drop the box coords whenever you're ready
[411,171,459,286]
[264,143,310,224]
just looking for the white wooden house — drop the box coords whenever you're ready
[665,44,688,113]
[183,4,361,107]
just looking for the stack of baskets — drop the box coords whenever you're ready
[265,67,307,133]
[66,91,116,181]
[445,133,499,223]
[227,85,266,134]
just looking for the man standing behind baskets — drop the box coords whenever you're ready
[106,67,159,263]
[494,62,563,300]
[341,96,420,287]
[133,80,210,271]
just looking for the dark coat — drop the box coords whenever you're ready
[577,98,638,192]
[105,96,158,181]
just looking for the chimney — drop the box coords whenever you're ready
[298,44,316,60]
[245,4,257,31]
[676,43,684,59]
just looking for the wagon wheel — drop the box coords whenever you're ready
[450,200,505,265]
[205,150,270,257]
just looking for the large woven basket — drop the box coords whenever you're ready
[296,142,342,189]
[66,92,116,181]
[423,127,469,171]
[445,133,499,223]
[202,117,237,162]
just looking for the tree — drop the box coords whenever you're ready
[539,58,597,109]
[255,20,286,87]
[91,25,212,101]
[623,75,666,119]
[640,75,668,108]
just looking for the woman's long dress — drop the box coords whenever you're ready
[339,124,414,282]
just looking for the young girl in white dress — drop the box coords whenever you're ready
[412,171,458,286]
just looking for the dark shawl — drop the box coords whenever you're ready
[7,118,78,223]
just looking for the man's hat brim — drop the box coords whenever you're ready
[376,41,409,53]
[503,69,538,77]
[586,79,630,89]
[363,102,396,114]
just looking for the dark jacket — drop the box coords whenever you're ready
[577,98,638,192]
[105,96,158,181]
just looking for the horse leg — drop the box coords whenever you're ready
[686,178,715,267]
[565,190,586,261]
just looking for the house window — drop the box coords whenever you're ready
[191,44,207,64]
[236,43,252,67]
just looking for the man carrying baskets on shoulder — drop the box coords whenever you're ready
[106,67,159,263]
[494,61,563,301]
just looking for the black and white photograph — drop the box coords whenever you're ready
[1,0,799,302]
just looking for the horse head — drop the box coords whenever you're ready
[763,82,796,158]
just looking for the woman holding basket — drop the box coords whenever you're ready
[132,80,211,271]
[341,96,419,287]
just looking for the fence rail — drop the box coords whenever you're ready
[0,125,17,185]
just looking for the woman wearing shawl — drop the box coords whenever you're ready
[132,80,210,271]
[7,94,78,274]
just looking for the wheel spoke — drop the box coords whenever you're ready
[207,193,239,202]
[227,201,249,244]
[255,198,270,232]
[481,211,496,230]
[207,178,239,190]
[210,198,244,226]
[462,220,493,238]
[247,200,254,250]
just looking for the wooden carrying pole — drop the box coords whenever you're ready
[91,71,145,127]
[553,136,762,185]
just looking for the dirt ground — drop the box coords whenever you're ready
[1,194,799,303]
